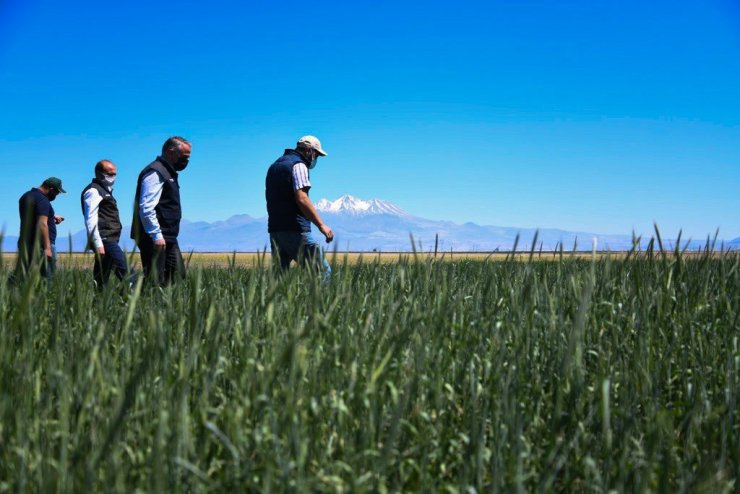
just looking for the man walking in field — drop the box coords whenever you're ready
[81,159,134,287]
[131,136,191,286]
[13,177,66,281]
[265,135,334,282]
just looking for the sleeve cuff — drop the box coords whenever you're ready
[151,232,164,242]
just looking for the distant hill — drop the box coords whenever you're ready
[2,195,736,252]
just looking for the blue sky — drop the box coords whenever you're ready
[1,0,739,242]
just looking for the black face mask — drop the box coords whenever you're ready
[48,190,59,202]
[173,157,189,172]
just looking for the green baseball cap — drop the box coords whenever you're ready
[42,177,66,193]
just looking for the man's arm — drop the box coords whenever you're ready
[38,215,52,257]
[34,198,53,257]
[138,170,166,246]
[291,162,334,243]
[295,188,334,243]
[82,188,105,254]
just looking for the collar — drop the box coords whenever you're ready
[156,156,178,176]
[284,148,309,163]
[92,178,112,193]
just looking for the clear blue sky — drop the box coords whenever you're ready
[1,0,739,241]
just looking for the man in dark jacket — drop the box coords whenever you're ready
[14,177,66,281]
[131,136,191,286]
[265,135,333,282]
[81,159,133,287]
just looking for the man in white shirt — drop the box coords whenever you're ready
[81,160,131,287]
[131,136,191,286]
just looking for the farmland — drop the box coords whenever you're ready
[0,249,721,270]
[0,250,738,492]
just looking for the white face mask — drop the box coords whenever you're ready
[307,151,318,170]
[103,174,116,186]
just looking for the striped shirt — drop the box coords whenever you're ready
[292,163,311,191]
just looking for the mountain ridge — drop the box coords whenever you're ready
[2,195,737,252]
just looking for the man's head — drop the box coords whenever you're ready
[161,136,192,172]
[95,160,118,185]
[296,135,327,170]
[40,177,66,201]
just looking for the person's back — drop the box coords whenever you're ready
[18,188,54,259]
[265,149,311,233]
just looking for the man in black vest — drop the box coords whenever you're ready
[131,136,191,286]
[265,135,334,282]
[81,159,132,287]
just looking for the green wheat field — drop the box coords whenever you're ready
[0,247,738,492]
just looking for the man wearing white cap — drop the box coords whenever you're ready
[265,135,334,282]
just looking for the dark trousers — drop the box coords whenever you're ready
[270,231,331,283]
[12,243,55,282]
[94,240,133,287]
[138,236,185,286]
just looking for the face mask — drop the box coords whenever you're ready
[307,153,317,170]
[48,190,59,202]
[174,157,189,172]
[103,174,116,186]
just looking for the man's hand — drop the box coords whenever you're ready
[295,189,334,243]
[154,238,166,248]
[319,224,334,243]
[44,247,53,258]
[97,246,105,256]
[54,215,64,224]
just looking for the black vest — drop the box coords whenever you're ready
[131,158,182,242]
[81,179,122,243]
[265,149,311,233]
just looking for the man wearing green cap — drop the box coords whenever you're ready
[14,177,66,281]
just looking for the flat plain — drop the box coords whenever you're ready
[0,249,720,270]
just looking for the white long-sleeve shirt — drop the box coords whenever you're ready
[138,170,165,242]
[82,187,105,249]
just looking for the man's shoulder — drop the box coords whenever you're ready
[139,158,166,176]
[22,189,51,215]
[21,188,48,204]
[275,151,305,166]
[140,160,156,172]
[142,166,166,181]
[83,183,105,197]
[19,189,33,202]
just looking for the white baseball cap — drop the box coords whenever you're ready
[297,135,327,156]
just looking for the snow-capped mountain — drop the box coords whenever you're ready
[316,195,411,217]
